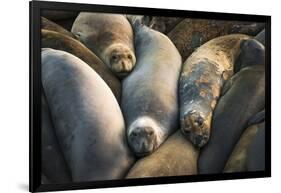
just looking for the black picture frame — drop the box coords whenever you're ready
[29,0,271,192]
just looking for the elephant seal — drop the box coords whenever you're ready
[71,12,136,77]
[247,124,266,171]
[198,65,265,174]
[41,17,76,38]
[122,21,182,157]
[42,48,135,181]
[168,19,264,60]
[41,93,72,183]
[179,34,250,148]
[126,131,198,178]
[224,122,264,173]
[41,29,121,102]
[234,38,265,72]
[255,29,265,46]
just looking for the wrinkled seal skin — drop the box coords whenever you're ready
[179,34,250,148]
[122,22,182,157]
[255,29,265,46]
[41,93,72,183]
[247,123,265,171]
[224,122,264,173]
[71,12,136,77]
[41,29,121,102]
[168,19,264,60]
[126,131,198,178]
[42,49,135,182]
[234,38,265,72]
[41,17,76,38]
[198,65,265,174]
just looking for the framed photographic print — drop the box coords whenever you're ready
[29,0,271,192]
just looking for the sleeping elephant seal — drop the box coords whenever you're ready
[179,34,250,148]
[234,38,265,72]
[198,65,265,174]
[42,48,135,181]
[41,29,121,102]
[168,19,264,60]
[247,124,265,171]
[122,21,182,157]
[255,29,265,46]
[71,12,136,78]
[224,122,265,173]
[41,93,72,183]
[126,131,198,178]
[41,17,76,38]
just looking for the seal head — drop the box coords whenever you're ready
[127,116,164,157]
[104,43,136,78]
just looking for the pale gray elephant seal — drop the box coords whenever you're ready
[126,131,198,178]
[71,12,136,77]
[122,21,182,157]
[42,48,135,181]
[198,65,265,174]
[179,34,250,148]
[41,29,121,102]
[41,93,72,183]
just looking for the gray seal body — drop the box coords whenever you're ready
[42,48,135,181]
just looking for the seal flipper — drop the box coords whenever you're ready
[246,109,265,127]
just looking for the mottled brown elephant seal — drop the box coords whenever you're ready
[224,122,264,173]
[126,131,198,178]
[41,17,76,38]
[41,29,121,102]
[41,93,72,183]
[198,65,265,174]
[42,48,135,181]
[179,34,250,148]
[122,21,182,157]
[71,12,136,77]
[168,19,264,60]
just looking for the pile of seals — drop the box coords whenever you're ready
[41,10,266,183]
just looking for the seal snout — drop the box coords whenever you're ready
[181,110,209,148]
[128,126,156,157]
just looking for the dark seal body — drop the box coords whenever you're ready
[198,65,265,174]
[234,38,265,72]
[224,122,264,173]
[41,29,121,102]
[41,93,72,183]
[42,48,135,181]
[41,17,76,38]
[168,19,264,60]
[126,131,198,178]
[247,123,265,171]
[122,23,182,156]
[179,34,250,148]
[71,12,136,77]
